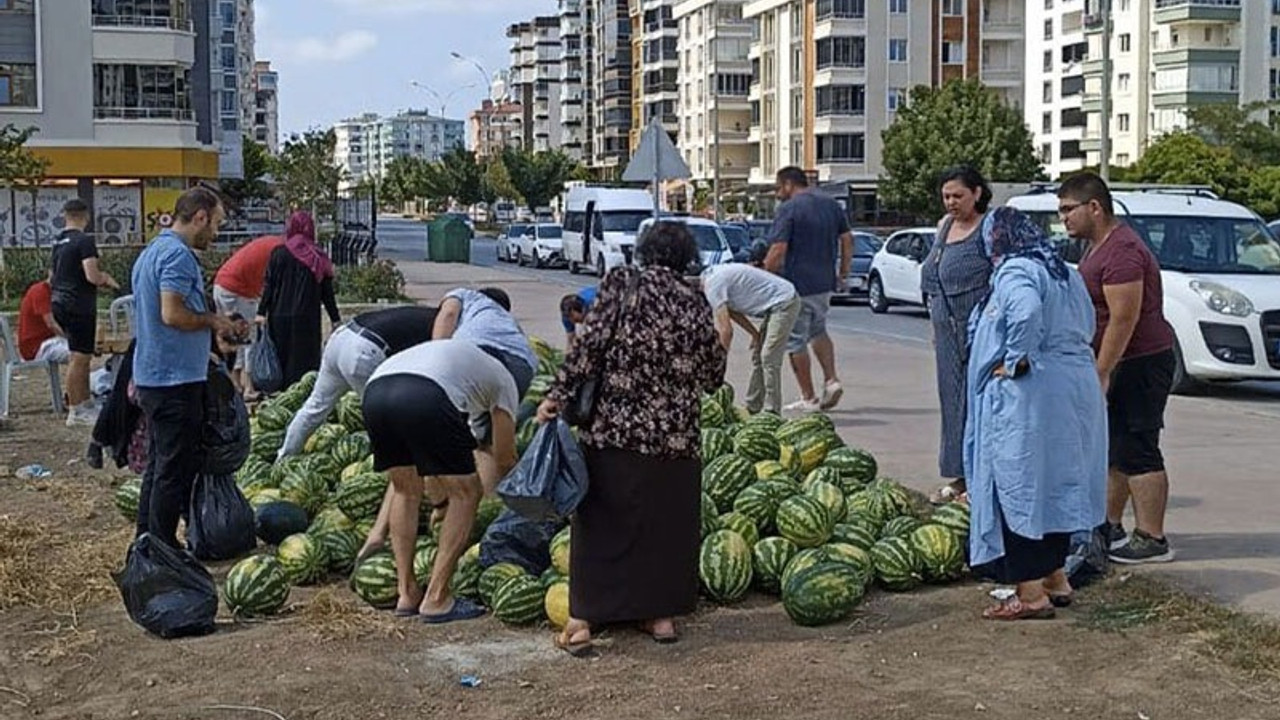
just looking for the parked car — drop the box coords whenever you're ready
[516,224,566,268]
[497,224,532,263]
[719,224,753,263]
[832,232,884,304]
[866,228,936,314]
[742,220,773,244]
[637,216,733,271]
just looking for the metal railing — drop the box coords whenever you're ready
[91,14,194,32]
[94,106,195,121]
[1154,0,1239,7]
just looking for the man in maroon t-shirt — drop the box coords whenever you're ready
[1059,173,1175,565]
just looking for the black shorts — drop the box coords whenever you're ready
[1107,349,1175,476]
[362,374,477,477]
[52,305,96,355]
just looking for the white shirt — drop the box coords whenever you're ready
[702,263,797,317]
[370,338,519,424]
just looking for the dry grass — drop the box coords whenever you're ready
[291,589,406,643]
[0,512,131,613]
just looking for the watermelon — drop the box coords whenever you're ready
[909,524,965,583]
[471,497,505,545]
[719,511,760,547]
[479,563,529,607]
[752,536,799,594]
[334,472,389,522]
[701,428,735,462]
[700,491,723,538]
[335,391,365,432]
[539,567,564,590]
[276,533,329,585]
[413,540,438,585]
[775,493,834,548]
[550,527,571,576]
[820,542,874,584]
[329,432,371,469]
[250,430,285,460]
[702,454,756,513]
[255,501,311,545]
[754,459,793,483]
[280,468,329,516]
[779,547,825,589]
[868,479,917,518]
[699,530,753,603]
[270,456,308,488]
[881,515,923,539]
[700,395,727,428]
[804,480,847,525]
[795,430,841,473]
[256,403,293,432]
[515,418,538,457]
[544,581,570,629]
[491,575,544,624]
[247,488,284,510]
[733,427,781,463]
[304,423,347,455]
[308,506,355,536]
[712,384,735,416]
[803,466,844,492]
[777,444,803,477]
[236,457,273,491]
[831,522,879,552]
[743,411,784,435]
[315,527,363,573]
[845,490,895,533]
[350,550,399,608]
[732,481,791,534]
[930,502,971,540]
[821,447,878,489]
[449,544,483,600]
[114,478,142,522]
[305,453,344,490]
[870,536,924,592]
[223,554,291,617]
[774,415,829,445]
[782,561,867,626]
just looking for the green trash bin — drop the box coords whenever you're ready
[427,217,471,263]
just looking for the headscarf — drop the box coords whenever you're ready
[980,206,1069,282]
[283,211,334,282]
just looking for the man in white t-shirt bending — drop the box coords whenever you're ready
[701,263,801,415]
[362,338,520,623]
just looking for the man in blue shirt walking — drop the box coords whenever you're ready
[559,286,597,345]
[132,187,245,548]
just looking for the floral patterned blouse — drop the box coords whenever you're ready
[548,265,727,459]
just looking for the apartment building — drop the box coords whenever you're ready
[469,98,525,160]
[334,111,465,188]
[675,0,755,186]
[212,0,256,177]
[1026,0,1090,178]
[560,0,588,161]
[585,0,633,172]
[506,16,563,153]
[632,0,681,152]
[743,0,1025,199]
[252,60,279,154]
[0,0,228,246]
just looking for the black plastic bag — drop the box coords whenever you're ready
[1065,528,1109,588]
[479,508,566,576]
[187,473,257,561]
[203,361,251,475]
[497,419,588,522]
[111,533,218,639]
[248,326,283,395]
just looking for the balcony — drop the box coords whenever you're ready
[92,14,193,31]
[1081,93,1103,112]
[93,107,200,148]
[814,115,866,136]
[1152,88,1238,108]
[982,15,1023,40]
[981,65,1022,86]
[815,16,867,41]
[1153,0,1241,23]
[1152,46,1240,67]
[92,19,196,65]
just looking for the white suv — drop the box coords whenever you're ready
[637,217,733,270]
[515,224,565,268]
[866,228,937,313]
[1008,189,1280,392]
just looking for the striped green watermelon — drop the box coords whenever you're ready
[413,540,438,585]
[752,536,798,594]
[280,468,329,516]
[114,477,142,522]
[700,395,727,428]
[718,511,760,547]
[733,427,781,463]
[703,454,757,513]
[222,554,290,617]
[930,502,971,540]
[803,466,844,492]
[743,411,784,435]
[775,493,834,548]
[777,444,803,477]
[782,561,867,626]
[779,547,826,590]
[550,527,571,576]
[732,481,791,535]
[247,487,284,510]
[236,457,273,491]
[700,491,723,538]
[255,403,293,432]
[820,542,874,584]
[909,524,965,583]
[250,430,285,460]
[328,431,371,469]
[334,472,389,522]
[350,550,399,608]
[699,530,753,603]
[492,575,544,624]
[754,460,793,483]
[270,456,307,487]
[314,527,363,573]
[276,533,329,585]
[870,536,924,592]
[304,423,347,455]
[821,447,878,490]
[867,478,917,518]
[774,415,830,445]
[354,517,375,541]
[470,497,506,545]
[881,515,923,539]
[701,428,735,462]
[539,567,564,590]
[524,374,553,405]
[713,384,735,416]
[335,391,364,433]
[302,453,342,491]
[831,522,879,552]
[804,480,847,525]
[479,563,529,607]
[515,418,538,457]
[449,544,483,600]
[795,431,842,473]
[844,490,895,533]
[307,506,355,536]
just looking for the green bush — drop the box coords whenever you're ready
[0,244,234,307]
[336,260,408,303]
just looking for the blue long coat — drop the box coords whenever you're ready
[963,258,1107,568]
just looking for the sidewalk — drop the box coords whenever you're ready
[400,260,1280,619]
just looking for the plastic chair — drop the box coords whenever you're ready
[109,294,136,337]
[0,316,66,419]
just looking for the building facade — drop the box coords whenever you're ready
[675,0,755,186]
[559,0,588,161]
[506,16,563,153]
[252,60,279,154]
[334,111,465,188]
[632,0,681,152]
[212,0,256,178]
[469,99,525,160]
[586,0,633,172]
[1025,0,1089,178]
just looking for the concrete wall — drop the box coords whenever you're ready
[0,1,94,141]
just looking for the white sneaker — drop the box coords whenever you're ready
[783,397,821,414]
[820,380,844,410]
[65,403,99,428]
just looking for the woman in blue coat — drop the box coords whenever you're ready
[964,207,1107,620]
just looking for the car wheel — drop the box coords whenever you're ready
[868,274,889,314]
[1170,340,1202,395]
[533,249,544,269]
[597,254,607,278]
[569,260,580,275]
[518,249,528,266]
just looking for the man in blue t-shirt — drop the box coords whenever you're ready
[559,286,597,345]
[762,166,853,414]
[131,187,246,548]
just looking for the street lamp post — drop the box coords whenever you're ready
[409,81,478,118]
[450,52,500,156]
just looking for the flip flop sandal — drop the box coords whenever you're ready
[1048,592,1074,608]
[637,622,679,644]
[982,597,1056,621]
[929,482,966,505]
[393,607,420,618]
[420,598,486,625]
[555,630,596,658]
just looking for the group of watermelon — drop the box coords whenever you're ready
[694,386,972,626]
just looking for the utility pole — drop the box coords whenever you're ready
[1099,0,1112,182]
[711,0,721,221]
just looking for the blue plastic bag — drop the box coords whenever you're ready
[497,419,588,522]
[479,508,565,575]
[248,326,283,395]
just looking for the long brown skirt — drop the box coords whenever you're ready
[568,447,701,625]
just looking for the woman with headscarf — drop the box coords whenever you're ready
[256,211,341,388]
[964,207,1107,620]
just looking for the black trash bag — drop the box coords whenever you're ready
[187,473,257,562]
[480,508,566,576]
[111,533,218,639]
[497,419,588,522]
[1065,527,1109,588]
[203,361,251,475]
[248,326,283,395]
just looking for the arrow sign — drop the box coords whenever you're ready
[622,120,691,219]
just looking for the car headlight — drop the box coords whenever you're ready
[1190,280,1254,317]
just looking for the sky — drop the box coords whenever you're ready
[255,0,550,137]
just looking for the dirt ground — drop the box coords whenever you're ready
[2,377,1279,720]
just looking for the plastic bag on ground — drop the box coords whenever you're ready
[187,473,257,562]
[248,326,283,395]
[202,361,251,475]
[496,419,588,522]
[479,508,566,576]
[1064,528,1109,588]
[111,533,219,639]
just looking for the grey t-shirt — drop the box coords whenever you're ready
[702,264,797,317]
[370,338,519,425]
[768,190,851,296]
[444,288,537,371]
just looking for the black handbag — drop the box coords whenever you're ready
[562,272,640,427]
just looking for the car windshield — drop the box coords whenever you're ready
[721,226,749,251]
[507,224,531,237]
[689,225,725,252]
[747,222,772,241]
[856,235,883,255]
[600,211,650,232]
[537,225,563,238]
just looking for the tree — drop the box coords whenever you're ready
[879,79,1044,220]
[418,147,484,208]
[382,156,432,208]
[1129,131,1249,201]
[501,148,581,212]
[0,124,50,299]
[275,130,345,223]
[219,136,273,209]
[1237,166,1280,220]
[481,156,519,206]
[1185,102,1280,167]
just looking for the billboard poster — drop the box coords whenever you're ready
[0,189,13,247]
[144,188,184,236]
[94,185,142,245]
[12,186,79,247]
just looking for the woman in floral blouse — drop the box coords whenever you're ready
[538,222,727,655]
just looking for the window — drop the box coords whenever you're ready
[941,0,963,16]
[1117,153,1130,165]
[816,0,866,20]
[1273,27,1280,58]
[1118,73,1131,92]
[817,134,865,162]
[889,0,907,14]
[887,87,906,111]
[0,63,37,107]
[221,90,237,114]
[1043,51,1053,73]
[1060,140,1084,160]
[816,85,866,116]
[942,41,964,65]
[889,39,908,63]
[1061,107,1086,128]
[1272,68,1280,100]
[93,64,193,117]
[1042,113,1052,134]
[0,0,35,11]
[1043,81,1053,103]
[1044,19,1053,40]
[1040,143,1052,163]
[817,37,867,69]
[1119,34,1131,53]
[1118,113,1130,132]
[1061,75,1085,96]
[223,73,237,90]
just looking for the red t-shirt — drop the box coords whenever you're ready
[1078,224,1175,359]
[214,235,284,298]
[18,281,55,361]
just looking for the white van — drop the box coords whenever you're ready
[563,187,656,276]
[636,216,734,270]
[1007,189,1280,392]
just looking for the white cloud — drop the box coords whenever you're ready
[329,0,527,15]
[288,30,379,63]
